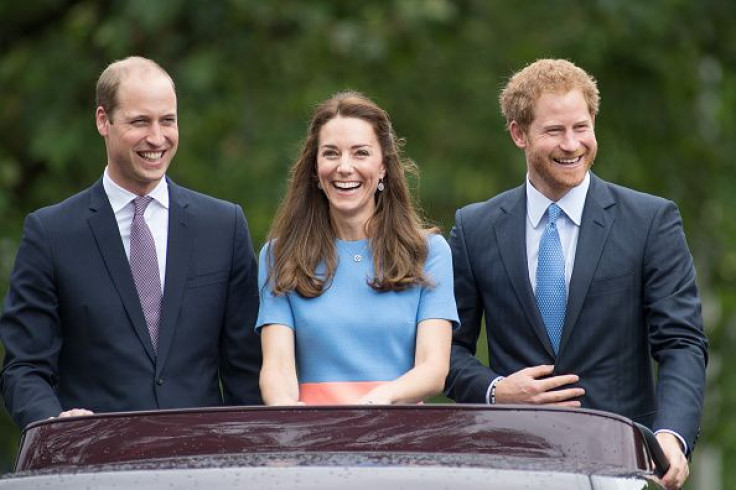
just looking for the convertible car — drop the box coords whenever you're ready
[1,404,668,489]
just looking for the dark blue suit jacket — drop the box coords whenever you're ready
[445,173,707,450]
[0,178,262,428]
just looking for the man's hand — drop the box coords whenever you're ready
[495,364,584,406]
[656,432,689,490]
[57,408,95,418]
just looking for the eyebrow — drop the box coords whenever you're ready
[123,112,177,120]
[319,143,373,149]
[541,119,591,130]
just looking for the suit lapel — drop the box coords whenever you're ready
[86,180,157,363]
[495,186,556,358]
[558,174,616,354]
[155,180,193,374]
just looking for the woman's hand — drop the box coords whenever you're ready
[357,386,394,405]
[358,319,452,405]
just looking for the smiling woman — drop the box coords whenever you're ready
[316,116,386,238]
[256,91,458,407]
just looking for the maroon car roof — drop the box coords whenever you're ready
[14,404,654,475]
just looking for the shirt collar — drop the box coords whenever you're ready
[526,171,590,228]
[102,167,170,212]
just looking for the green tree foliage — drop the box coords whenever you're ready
[1,0,735,483]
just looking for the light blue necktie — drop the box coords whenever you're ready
[536,203,566,354]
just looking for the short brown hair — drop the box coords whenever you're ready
[499,59,600,131]
[95,56,175,121]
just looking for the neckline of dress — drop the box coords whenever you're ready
[336,238,370,263]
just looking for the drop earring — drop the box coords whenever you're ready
[377,179,385,192]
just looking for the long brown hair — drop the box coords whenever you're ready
[266,91,437,297]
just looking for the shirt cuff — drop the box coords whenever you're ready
[485,376,505,404]
[654,429,688,455]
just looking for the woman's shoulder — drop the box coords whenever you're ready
[258,239,277,263]
[424,231,451,258]
[425,231,449,248]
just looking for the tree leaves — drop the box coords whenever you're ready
[1,1,735,481]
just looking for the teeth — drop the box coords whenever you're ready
[555,156,581,164]
[334,181,360,189]
[140,151,163,161]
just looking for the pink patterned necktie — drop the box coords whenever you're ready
[130,196,162,353]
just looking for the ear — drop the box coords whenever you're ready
[509,121,528,149]
[379,162,387,180]
[96,106,110,136]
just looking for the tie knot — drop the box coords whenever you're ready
[133,196,153,217]
[547,203,562,224]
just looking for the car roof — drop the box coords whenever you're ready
[7,405,662,488]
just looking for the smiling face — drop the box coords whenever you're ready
[510,89,597,201]
[96,69,178,196]
[316,116,386,238]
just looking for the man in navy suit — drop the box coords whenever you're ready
[445,59,707,489]
[0,56,262,429]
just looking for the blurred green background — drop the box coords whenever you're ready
[0,1,733,486]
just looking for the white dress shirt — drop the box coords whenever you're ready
[102,168,169,290]
[526,172,590,293]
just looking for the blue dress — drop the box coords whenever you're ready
[256,233,458,404]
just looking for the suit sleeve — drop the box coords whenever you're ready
[218,204,263,405]
[0,213,64,428]
[644,201,708,451]
[444,209,498,402]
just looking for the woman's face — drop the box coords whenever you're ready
[316,116,386,236]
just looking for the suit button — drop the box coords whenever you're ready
[156,377,164,385]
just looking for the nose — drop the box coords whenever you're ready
[146,123,165,146]
[559,130,581,153]
[337,154,353,173]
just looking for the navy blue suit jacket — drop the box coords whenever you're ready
[1,178,262,428]
[445,173,707,450]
